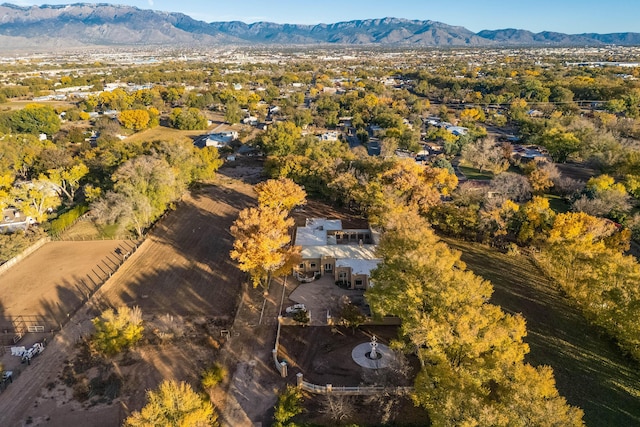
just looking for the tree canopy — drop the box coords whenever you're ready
[124,380,218,427]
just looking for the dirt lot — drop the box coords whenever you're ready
[0,240,134,325]
[292,198,369,229]
[0,178,260,426]
[98,180,255,318]
[278,325,416,387]
[278,325,428,425]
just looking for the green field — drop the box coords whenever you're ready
[457,164,494,180]
[445,238,640,427]
[543,193,571,213]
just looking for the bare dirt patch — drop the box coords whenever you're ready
[278,325,427,426]
[0,178,258,426]
[292,198,369,229]
[98,180,255,318]
[278,325,416,387]
[0,240,134,323]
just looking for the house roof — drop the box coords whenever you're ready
[335,258,381,276]
[1,208,32,231]
[301,244,378,261]
[295,218,343,246]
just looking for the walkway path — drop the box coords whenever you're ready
[216,277,295,426]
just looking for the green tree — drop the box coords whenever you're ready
[169,108,208,130]
[273,385,303,427]
[339,303,366,334]
[224,101,242,124]
[10,103,61,136]
[540,128,581,163]
[124,380,218,427]
[193,147,223,182]
[259,121,302,156]
[44,162,89,204]
[91,156,179,237]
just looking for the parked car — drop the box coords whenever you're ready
[285,303,307,314]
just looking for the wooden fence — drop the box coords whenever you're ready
[296,373,413,396]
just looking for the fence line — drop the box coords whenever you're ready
[296,373,413,396]
[0,237,50,276]
[0,238,144,347]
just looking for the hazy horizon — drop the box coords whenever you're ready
[5,0,640,34]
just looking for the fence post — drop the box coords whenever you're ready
[296,372,303,388]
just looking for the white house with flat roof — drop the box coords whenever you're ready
[205,131,238,148]
[0,208,35,233]
[294,218,380,289]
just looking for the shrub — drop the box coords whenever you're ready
[92,306,143,356]
[201,363,227,390]
[273,385,303,427]
[292,310,310,324]
[49,205,88,236]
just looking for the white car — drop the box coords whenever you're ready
[285,303,307,314]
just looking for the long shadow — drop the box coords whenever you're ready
[120,183,255,319]
[449,240,640,427]
[0,301,20,347]
[110,262,242,320]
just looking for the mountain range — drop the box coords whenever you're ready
[1,3,639,50]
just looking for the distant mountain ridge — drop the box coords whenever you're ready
[0,3,639,50]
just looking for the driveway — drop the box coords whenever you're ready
[287,275,364,325]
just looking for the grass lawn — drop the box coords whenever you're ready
[542,193,570,213]
[444,238,640,427]
[122,125,208,144]
[458,164,494,180]
[3,99,76,111]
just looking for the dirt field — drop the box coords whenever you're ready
[0,177,260,426]
[98,180,255,318]
[0,240,134,325]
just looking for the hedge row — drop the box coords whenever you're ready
[49,205,88,236]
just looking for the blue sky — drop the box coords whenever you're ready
[10,1,640,33]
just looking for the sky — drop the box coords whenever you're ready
[9,0,640,34]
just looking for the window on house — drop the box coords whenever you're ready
[310,263,317,268]
[355,279,363,287]
[299,263,304,269]
[339,272,347,279]
[324,263,332,271]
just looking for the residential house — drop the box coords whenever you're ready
[318,131,339,141]
[0,209,35,234]
[295,218,381,289]
[205,131,238,148]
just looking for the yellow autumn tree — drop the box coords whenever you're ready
[92,306,143,356]
[367,210,584,427]
[119,109,151,131]
[254,178,307,212]
[124,380,218,427]
[230,206,295,289]
[539,211,640,360]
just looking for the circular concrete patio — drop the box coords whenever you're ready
[351,341,394,369]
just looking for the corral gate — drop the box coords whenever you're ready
[0,315,54,346]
